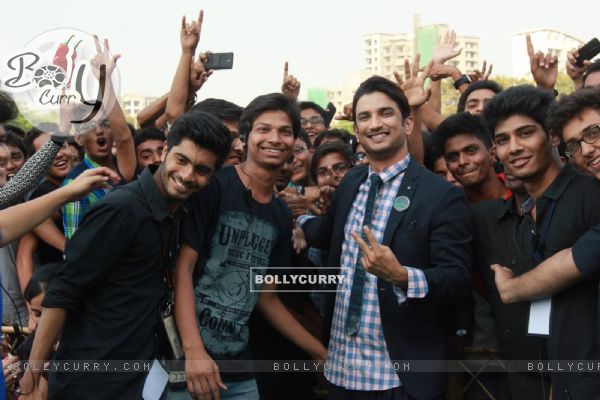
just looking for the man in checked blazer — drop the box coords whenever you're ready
[300,76,473,400]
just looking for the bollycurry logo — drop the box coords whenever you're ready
[0,28,121,130]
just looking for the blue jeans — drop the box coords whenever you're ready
[163,378,259,400]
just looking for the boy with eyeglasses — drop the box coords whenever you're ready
[299,102,328,145]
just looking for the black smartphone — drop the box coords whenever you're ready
[575,38,600,67]
[204,52,234,70]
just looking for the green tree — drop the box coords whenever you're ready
[439,72,574,118]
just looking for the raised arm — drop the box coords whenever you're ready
[566,47,592,91]
[394,54,432,165]
[281,61,301,103]
[90,35,136,181]
[0,139,61,209]
[526,34,558,91]
[0,167,120,246]
[165,11,203,123]
[137,93,169,128]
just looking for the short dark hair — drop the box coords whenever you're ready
[352,76,411,123]
[167,111,232,169]
[314,128,352,149]
[299,101,329,127]
[0,91,18,123]
[457,80,503,112]
[583,59,600,87]
[5,130,27,157]
[239,93,300,141]
[310,142,354,182]
[191,98,244,124]
[482,85,555,138]
[24,123,59,156]
[548,88,600,137]
[433,112,492,156]
[297,128,313,149]
[134,127,166,149]
[24,262,61,303]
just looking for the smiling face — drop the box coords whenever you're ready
[493,114,556,182]
[561,107,600,180]
[246,110,294,170]
[300,108,326,144]
[291,137,311,184]
[443,133,494,188]
[157,138,218,203]
[33,133,72,182]
[354,91,413,166]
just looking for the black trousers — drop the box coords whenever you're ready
[327,381,444,400]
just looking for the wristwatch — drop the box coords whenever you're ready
[453,74,471,90]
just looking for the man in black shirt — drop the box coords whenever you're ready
[20,112,232,400]
[484,85,600,399]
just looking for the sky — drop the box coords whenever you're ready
[0,0,598,106]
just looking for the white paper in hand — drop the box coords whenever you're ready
[143,359,169,400]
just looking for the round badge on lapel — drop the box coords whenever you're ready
[393,196,410,212]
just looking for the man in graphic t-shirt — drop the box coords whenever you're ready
[171,93,327,400]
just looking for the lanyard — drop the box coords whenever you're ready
[532,200,556,266]
[160,216,180,291]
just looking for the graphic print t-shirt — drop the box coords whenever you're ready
[182,166,292,380]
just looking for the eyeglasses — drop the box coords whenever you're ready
[300,116,325,126]
[565,124,600,159]
[292,145,307,155]
[74,119,111,134]
[316,162,351,178]
[353,151,367,164]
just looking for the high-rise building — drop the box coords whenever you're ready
[363,23,481,81]
[119,94,158,127]
[511,29,584,77]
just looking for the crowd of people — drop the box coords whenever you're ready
[1,10,600,400]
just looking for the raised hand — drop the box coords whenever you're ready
[64,166,121,201]
[335,103,353,121]
[468,60,493,82]
[189,54,212,93]
[282,61,301,102]
[432,30,462,64]
[90,35,121,80]
[526,34,558,90]
[566,47,591,90]
[428,63,461,82]
[181,10,203,53]
[394,54,432,108]
[352,226,407,285]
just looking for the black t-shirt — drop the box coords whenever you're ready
[183,166,292,382]
[30,179,64,265]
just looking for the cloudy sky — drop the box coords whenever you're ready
[1,0,597,106]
